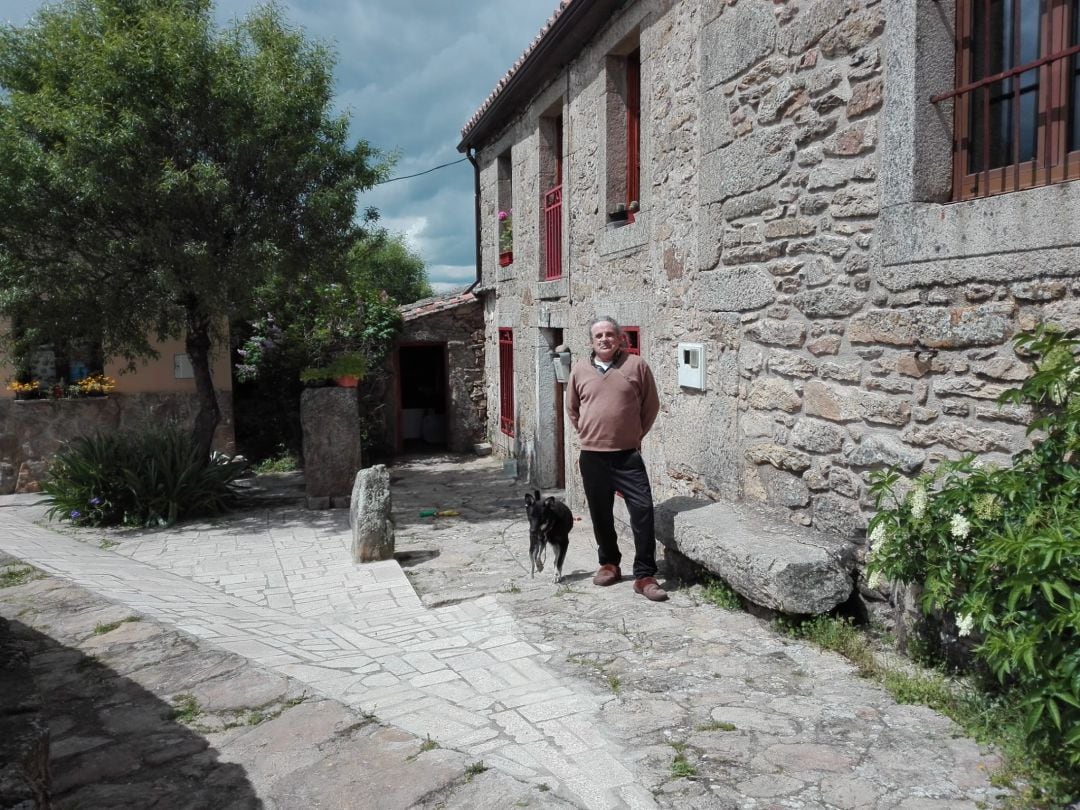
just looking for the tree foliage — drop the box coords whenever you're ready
[346,229,433,306]
[0,0,385,459]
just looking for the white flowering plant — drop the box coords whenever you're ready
[866,324,1080,779]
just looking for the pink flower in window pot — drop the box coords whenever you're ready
[498,209,513,266]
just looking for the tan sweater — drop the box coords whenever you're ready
[566,353,660,451]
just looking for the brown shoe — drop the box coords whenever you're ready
[593,564,622,586]
[633,577,668,602]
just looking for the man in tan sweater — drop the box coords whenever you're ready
[566,317,667,602]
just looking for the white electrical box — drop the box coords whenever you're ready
[173,353,194,379]
[677,343,705,389]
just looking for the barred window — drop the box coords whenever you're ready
[937,0,1080,199]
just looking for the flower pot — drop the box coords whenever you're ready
[499,251,513,267]
[335,375,359,388]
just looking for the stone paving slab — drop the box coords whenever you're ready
[0,560,560,810]
[0,455,1009,809]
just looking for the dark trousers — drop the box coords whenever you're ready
[579,449,657,580]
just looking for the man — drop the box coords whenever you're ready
[566,317,667,602]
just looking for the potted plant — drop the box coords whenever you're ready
[73,373,116,397]
[299,352,367,388]
[6,379,41,401]
[498,209,513,266]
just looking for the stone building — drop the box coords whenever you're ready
[457,0,1080,545]
[390,291,487,454]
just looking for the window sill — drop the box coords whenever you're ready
[538,278,567,300]
[879,181,1080,290]
[496,263,515,284]
[598,211,647,258]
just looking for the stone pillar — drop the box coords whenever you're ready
[350,464,394,562]
[300,388,362,508]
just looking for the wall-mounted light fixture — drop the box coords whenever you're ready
[552,344,572,384]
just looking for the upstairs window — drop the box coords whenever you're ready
[541,111,564,280]
[938,0,1080,199]
[605,36,642,223]
[497,151,514,265]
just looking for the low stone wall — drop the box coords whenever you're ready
[0,392,235,494]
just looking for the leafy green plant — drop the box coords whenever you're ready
[299,352,367,384]
[251,449,299,474]
[670,742,696,779]
[867,324,1080,790]
[42,428,247,528]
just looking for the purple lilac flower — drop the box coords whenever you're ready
[89,497,102,506]
[236,349,248,358]
[70,510,81,519]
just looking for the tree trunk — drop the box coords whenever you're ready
[186,312,221,463]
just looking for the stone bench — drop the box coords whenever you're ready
[656,497,858,615]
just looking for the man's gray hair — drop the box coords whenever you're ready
[587,316,622,337]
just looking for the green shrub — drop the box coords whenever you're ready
[867,324,1080,788]
[42,428,246,528]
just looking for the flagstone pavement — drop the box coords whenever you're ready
[0,454,1007,809]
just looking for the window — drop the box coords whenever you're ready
[605,36,641,222]
[939,0,1080,199]
[541,112,563,280]
[498,328,515,436]
[497,151,513,265]
[621,326,641,355]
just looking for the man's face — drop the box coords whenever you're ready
[590,321,620,362]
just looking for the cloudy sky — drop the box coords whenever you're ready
[3,0,561,293]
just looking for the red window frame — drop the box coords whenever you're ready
[498,328,515,436]
[543,114,564,281]
[621,326,641,355]
[625,49,641,222]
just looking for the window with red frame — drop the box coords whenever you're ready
[621,326,641,355]
[498,328,515,436]
[937,0,1080,199]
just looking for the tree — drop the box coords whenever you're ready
[0,0,385,460]
[346,230,433,305]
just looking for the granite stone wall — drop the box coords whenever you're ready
[0,392,235,494]
[474,0,1080,549]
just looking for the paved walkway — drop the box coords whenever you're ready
[0,455,1005,809]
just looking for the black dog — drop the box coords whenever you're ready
[524,490,573,582]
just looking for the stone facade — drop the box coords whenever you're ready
[0,392,235,494]
[463,0,1080,548]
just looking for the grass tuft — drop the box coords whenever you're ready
[169,693,201,724]
[0,565,43,589]
[700,577,742,611]
[91,616,140,635]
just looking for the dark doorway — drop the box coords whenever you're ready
[397,344,448,452]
